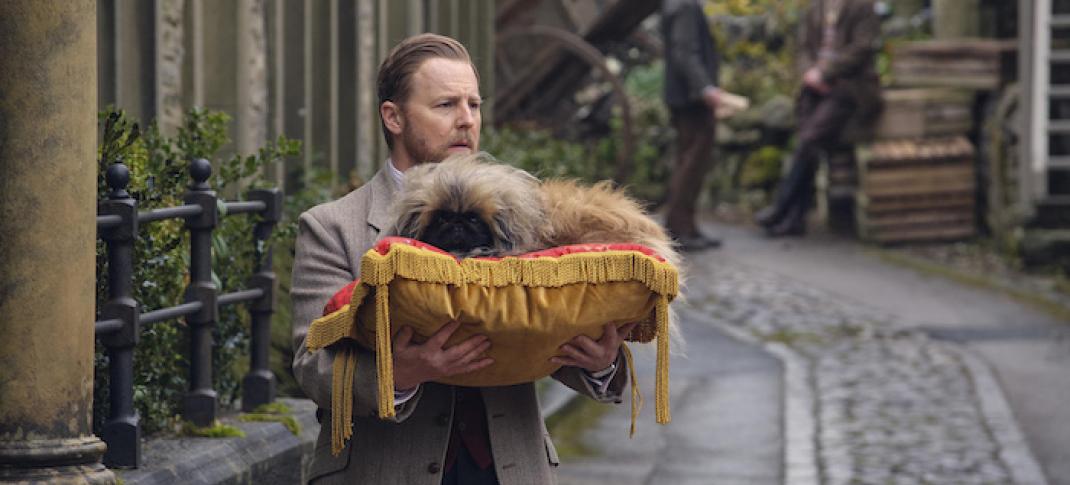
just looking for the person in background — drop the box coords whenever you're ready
[661,0,748,251]
[754,0,883,236]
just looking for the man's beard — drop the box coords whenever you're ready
[400,128,473,166]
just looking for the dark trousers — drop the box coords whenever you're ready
[769,88,856,227]
[666,104,716,237]
[441,445,499,485]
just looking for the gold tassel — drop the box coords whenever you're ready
[375,284,396,419]
[655,295,671,424]
[330,345,357,456]
[621,344,643,438]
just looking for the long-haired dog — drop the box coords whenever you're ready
[387,151,685,349]
[387,152,681,270]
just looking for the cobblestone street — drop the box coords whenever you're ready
[557,222,1059,485]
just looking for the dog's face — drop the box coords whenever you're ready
[388,152,548,257]
[420,210,496,255]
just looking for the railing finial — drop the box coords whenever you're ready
[106,159,131,200]
[189,158,212,190]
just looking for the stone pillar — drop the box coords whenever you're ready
[157,0,187,136]
[0,1,116,484]
[236,0,269,157]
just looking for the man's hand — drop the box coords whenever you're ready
[392,321,494,391]
[803,67,831,94]
[702,86,750,120]
[551,322,638,373]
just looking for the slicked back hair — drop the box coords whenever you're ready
[377,33,479,149]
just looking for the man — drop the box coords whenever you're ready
[754,0,882,236]
[661,0,746,251]
[291,34,630,484]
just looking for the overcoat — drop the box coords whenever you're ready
[291,168,628,484]
[662,0,720,110]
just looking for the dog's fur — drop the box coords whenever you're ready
[388,152,681,269]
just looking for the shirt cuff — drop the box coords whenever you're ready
[394,385,419,406]
[582,363,619,395]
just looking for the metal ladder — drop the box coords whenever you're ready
[1034,0,1070,202]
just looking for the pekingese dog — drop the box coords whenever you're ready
[387,152,681,270]
[387,151,685,349]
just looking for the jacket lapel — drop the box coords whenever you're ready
[365,167,398,235]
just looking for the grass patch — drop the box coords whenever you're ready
[251,402,292,415]
[871,249,1070,323]
[544,397,613,461]
[239,401,300,435]
[181,421,245,438]
[239,413,300,435]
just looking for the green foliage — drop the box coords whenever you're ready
[181,421,246,438]
[94,107,299,436]
[739,145,785,190]
[483,60,673,205]
[708,0,802,106]
[239,413,301,436]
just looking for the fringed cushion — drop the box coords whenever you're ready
[306,237,679,455]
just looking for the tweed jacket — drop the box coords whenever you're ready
[291,167,629,484]
[798,0,884,141]
[662,0,720,110]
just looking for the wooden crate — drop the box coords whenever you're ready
[890,40,1016,91]
[874,88,974,140]
[856,136,977,243]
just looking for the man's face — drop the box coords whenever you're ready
[387,58,481,169]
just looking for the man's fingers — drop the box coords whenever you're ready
[456,357,494,375]
[452,338,491,364]
[443,334,489,359]
[557,343,598,366]
[427,320,461,348]
[550,356,582,367]
[573,333,605,356]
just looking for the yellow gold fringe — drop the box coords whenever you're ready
[358,243,679,297]
[621,344,642,438]
[655,295,671,424]
[375,284,396,419]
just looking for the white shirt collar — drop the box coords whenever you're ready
[386,158,404,189]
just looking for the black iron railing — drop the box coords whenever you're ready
[94,158,281,468]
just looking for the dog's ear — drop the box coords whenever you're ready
[491,213,518,252]
[391,210,423,239]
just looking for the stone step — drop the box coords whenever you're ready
[1020,228,1070,269]
[1029,196,1070,229]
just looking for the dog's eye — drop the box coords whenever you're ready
[467,214,481,223]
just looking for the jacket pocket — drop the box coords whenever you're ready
[543,434,561,467]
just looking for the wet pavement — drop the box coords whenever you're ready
[553,220,1063,485]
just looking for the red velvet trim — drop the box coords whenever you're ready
[373,236,665,262]
[323,279,360,315]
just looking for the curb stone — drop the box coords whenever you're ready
[690,307,820,485]
[947,345,1050,485]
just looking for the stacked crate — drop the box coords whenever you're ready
[856,136,976,243]
[845,39,1017,243]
